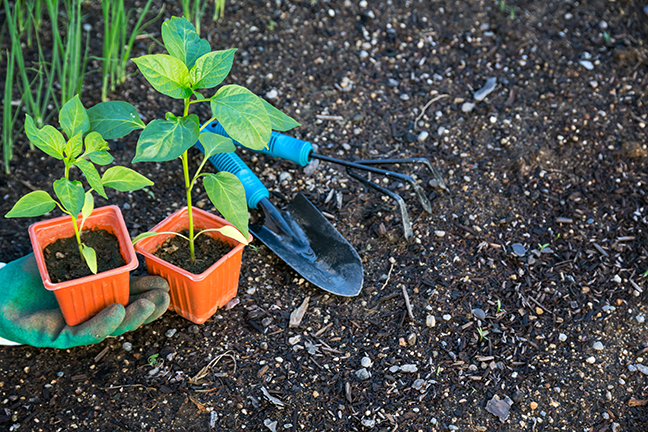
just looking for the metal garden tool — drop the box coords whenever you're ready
[195,140,363,297]
[204,122,448,240]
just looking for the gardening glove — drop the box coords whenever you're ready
[0,254,170,349]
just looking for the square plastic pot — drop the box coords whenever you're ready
[134,207,247,324]
[28,205,138,327]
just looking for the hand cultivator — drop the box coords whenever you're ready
[206,122,448,240]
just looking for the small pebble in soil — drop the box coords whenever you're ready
[122,342,132,351]
[265,89,278,99]
[359,50,368,59]
[426,314,436,327]
[166,329,177,338]
[511,243,526,257]
[613,274,622,283]
[443,314,452,321]
[355,368,371,380]
[461,102,475,113]
[361,419,376,428]
[412,379,425,390]
[417,131,429,142]
[434,230,446,238]
[530,401,538,410]
[361,357,372,368]
[586,356,596,364]
[474,77,497,101]
[472,308,486,320]
[559,333,568,342]
[400,364,418,373]
[593,341,604,351]
[636,315,645,324]
[407,333,417,346]
[579,60,594,70]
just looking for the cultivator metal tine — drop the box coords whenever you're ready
[346,168,414,240]
[312,154,433,213]
[354,157,450,197]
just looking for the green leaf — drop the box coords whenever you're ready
[199,132,235,158]
[87,101,145,140]
[202,172,249,239]
[102,166,154,191]
[210,85,271,150]
[133,54,192,99]
[196,226,250,245]
[260,98,301,131]
[83,132,113,165]
[133,115,200,163]
[24,115,66,160]
[65,132,84,160]
[5,191,57,218]
[59,95,89,138]
[81,244,98,274]
[75,159,106,199]
[161,16,210,69]
[190,48,236,89]
[81,192,94,220]
[53,178,85,216]
[132,231,166,244]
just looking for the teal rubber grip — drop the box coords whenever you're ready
[202,121,313,167]
[195,140,269,209]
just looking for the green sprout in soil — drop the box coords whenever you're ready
[496,299,502,314]
[603,31,611,46]
[538,243,550,253]
[91,16,299,264]
[148,353,160,367]
[5,96,153,274]
[477,327,488,342]
[642,269,648,278]
[267,20,276,32]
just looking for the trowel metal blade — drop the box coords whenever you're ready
[250,194,363,297]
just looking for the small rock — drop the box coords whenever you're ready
[613,274,622,283]
[361,357,372,368]
[511,390,524,403]
[443,314,452,321]
[359,50,369,59]
[265,89,278,99]
[564,12,573,20]
[225,298,240,310]
[434,230,446,238]
[288,335,301,345]
[635,364,648,375]
[417,131,429,142]
[389,365,400,373]
[579,60,594,70]
[387,78,399,87]
[589,80,598,88]
[400,364,418,373]
[412,379,425,390]
[593,341,604,351]
[487,394,514,423]
[472,308,486,320]
[407,333,417,346]
[426,315,436,328]
[165,329,177,338]
[599,21,608,29]
[355,368,371,381]
[511,243,526,257]
[279,172,292,183]
[400,94,410,101]
[559,333,567,342]
[636,315,645,324]
[83,23,92,31]
[530,401,538,410]
[586,356,596,364]
[264,419,278,432]
[461,102,475,113]
[122,342,132,351]
[448,425,459,431]
[361,419,376,428]
[474,77,497,101]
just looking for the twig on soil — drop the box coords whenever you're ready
[190,351,237,384]
[102,384,157,392]
[401,286,414,321]
[381,263,395,291]
[312,322,332,338]
[316,114,344,121]
[94,346,110,363]
[414,94,449,128]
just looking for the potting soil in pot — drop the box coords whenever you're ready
[43,229,126,283]
[153,229,233,275]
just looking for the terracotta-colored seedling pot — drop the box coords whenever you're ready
[28,205,138,326]
[134,207,248,324]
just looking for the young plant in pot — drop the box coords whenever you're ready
[4,96,154,326]
[89,16,299,324]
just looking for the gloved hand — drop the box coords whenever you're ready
[0,254,170,349]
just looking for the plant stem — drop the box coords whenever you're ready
[71,215,84,260]
[182,97,196,263]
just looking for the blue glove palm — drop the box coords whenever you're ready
[0,254,170,349]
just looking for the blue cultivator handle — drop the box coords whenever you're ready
[194,140,268,209]
[201,121,313,167]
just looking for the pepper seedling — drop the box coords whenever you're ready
[89,16,300,264]
[5,95,154,274]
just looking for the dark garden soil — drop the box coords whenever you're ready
[1,0,648,431]
[43,229,126,283]
[153,229,234,275]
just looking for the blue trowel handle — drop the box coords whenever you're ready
[202,121,313,167]
[195,140,269,209]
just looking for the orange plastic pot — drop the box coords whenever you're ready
[28,205,138,326]
[134,207,248,324]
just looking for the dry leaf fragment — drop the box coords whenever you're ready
[289,296,310,328]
